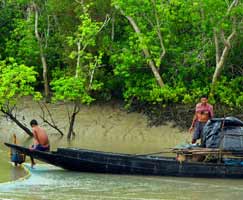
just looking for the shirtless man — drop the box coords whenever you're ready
[30,119,50,167]
[189,96,213,144]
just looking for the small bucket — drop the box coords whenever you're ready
[10,148,26,165]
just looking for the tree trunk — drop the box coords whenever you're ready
[39,102,64,136]
[1,108,33,137]
[118,9,165,87]
[75,40,81,78]
[1,0,6,7]
[33,3,50,102]
[111,14,115,41]
[212,29,236,87]
[211,1,238,87]
[212,44,232,86]
[67,103,80,139]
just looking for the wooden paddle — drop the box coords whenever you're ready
[132,148,177,157]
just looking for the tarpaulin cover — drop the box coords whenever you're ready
[202,117,243,150]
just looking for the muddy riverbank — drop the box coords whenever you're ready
[0,97,191,184]
[0,98,191,152]
[129,102,243,129]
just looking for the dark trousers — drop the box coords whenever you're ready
[192,121,206,144]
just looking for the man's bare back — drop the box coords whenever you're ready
[29,119,50,168]
[32,126,49,147]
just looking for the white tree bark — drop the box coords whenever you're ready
[212,29,236,86]
[75,40,81,78]
[212,0,238,86]
[33,3,50,101]
[151,0,166,63]
[118,8,165,87]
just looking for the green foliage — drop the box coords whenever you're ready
[67,5,105,81]
[0,0,242,111]
[4,18,39,66]
[50,77,94,104]
[213,76,243,108]
[112,0,171,67]
[0,58,41,106]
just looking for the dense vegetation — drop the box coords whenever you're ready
[0,0,242,135]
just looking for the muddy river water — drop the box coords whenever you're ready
[1,99,243,200]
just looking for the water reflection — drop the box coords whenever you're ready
[1,164,243,200]
[10,166,27,181]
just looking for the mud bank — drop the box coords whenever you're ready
[129,102,243,129]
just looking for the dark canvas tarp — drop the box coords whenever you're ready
[202,117,243,150]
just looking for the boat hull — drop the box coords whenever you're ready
[4,143,243,178]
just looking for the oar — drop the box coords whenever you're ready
[132,148,176,157]
[132,145,198,157]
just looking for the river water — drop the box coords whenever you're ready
[1,99,243,200]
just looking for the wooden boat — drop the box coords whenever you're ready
[4,142,243,178]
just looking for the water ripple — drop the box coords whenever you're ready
[1,164,243,200]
